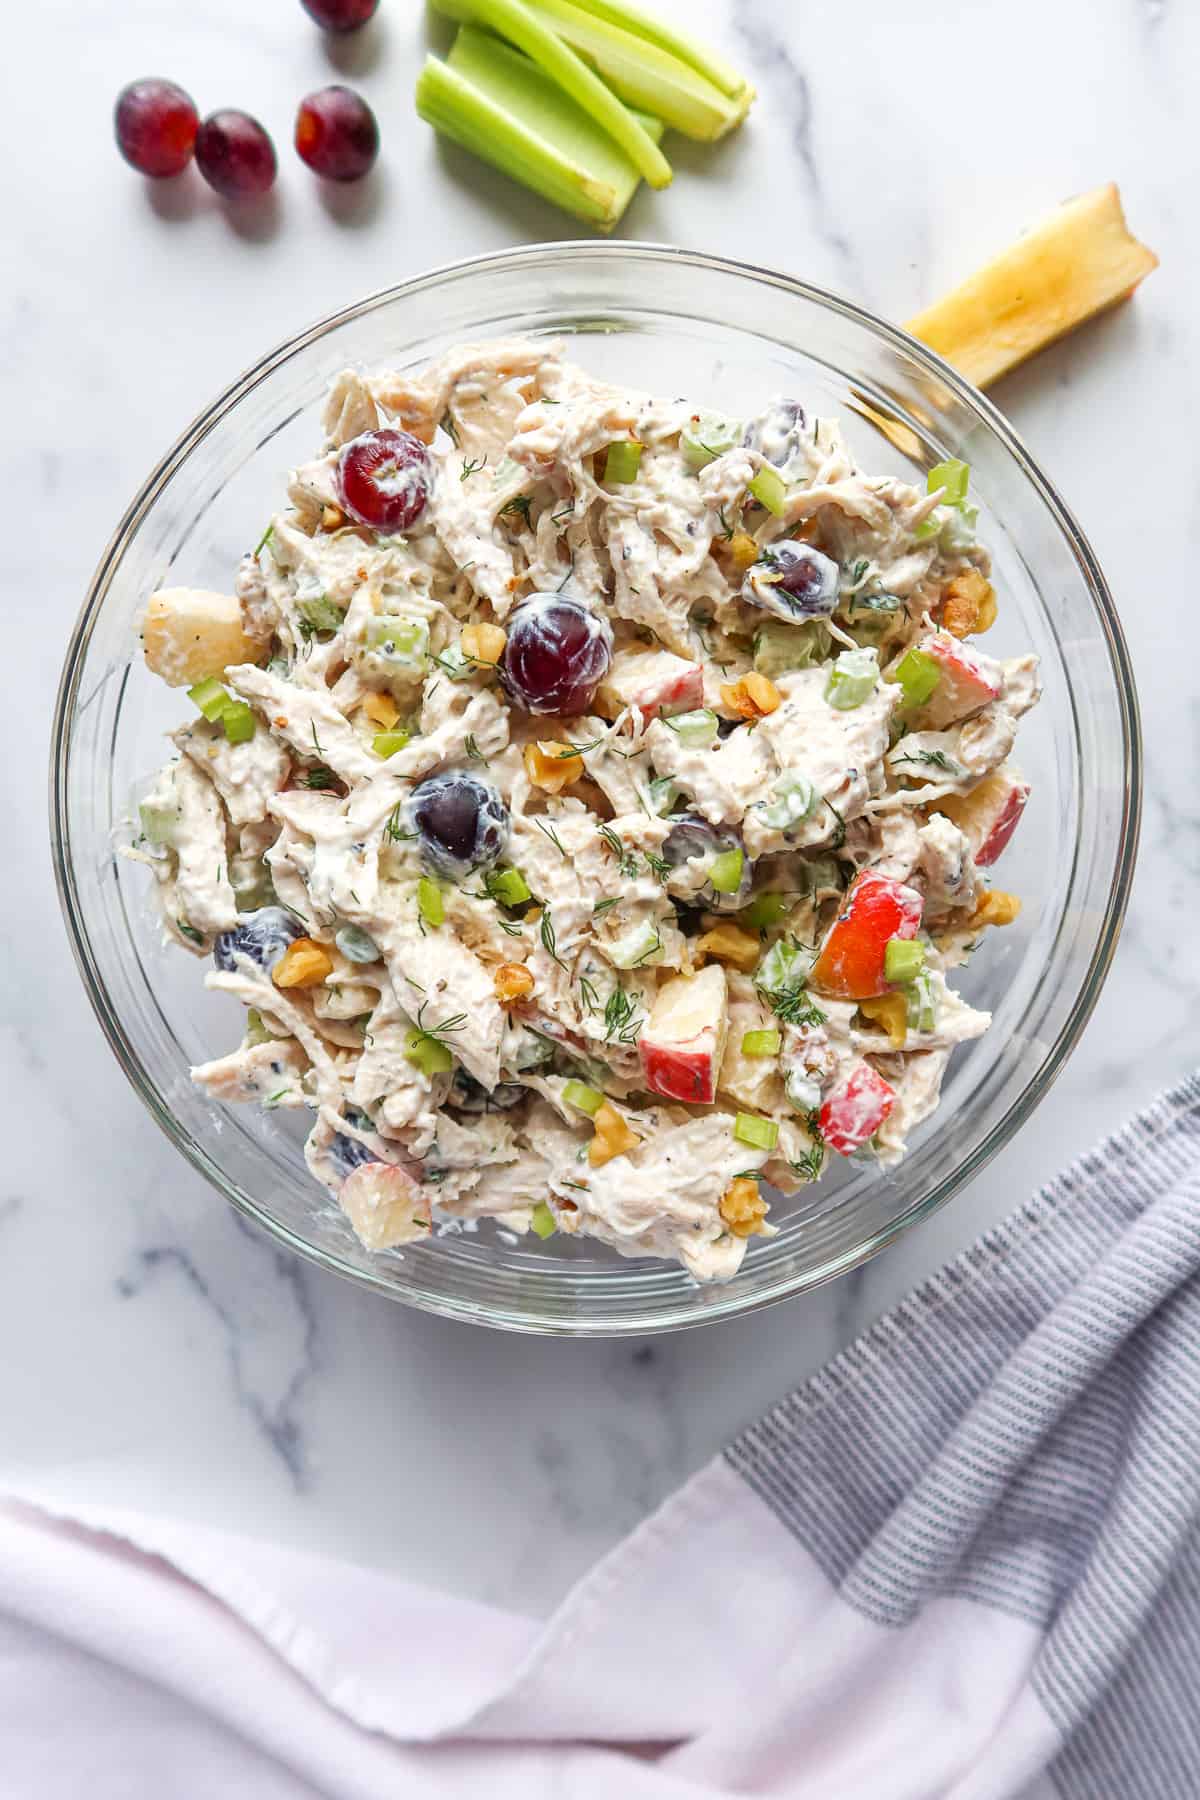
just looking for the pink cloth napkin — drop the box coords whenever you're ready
[5,1072,1198,1799]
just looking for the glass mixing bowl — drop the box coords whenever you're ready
[50,243,1140,1335]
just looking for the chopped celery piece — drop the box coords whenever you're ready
[562,0,751,100]
[606,917,663,968]
[524,0,750,139]
[734,1111,778,1151]
[219,701,255,744]
[740,892,788,930]
[708,847,744,894]
[913,514,941,542]
[884,937,925,984]
[748,465,788,517]
[297,593,346,633]
[682,410,743,469]
[187,677,230,722]
[490,867,532,907]
[417,878,445,928]
[404,1028,454,1076]
[530,1200,557,1239]
[604,439,643,483]
[421,30,665,230]
[664,707,718,748]
[373,730,411,758]
[365,614,429,662]
[906,972,937,1034]
[756,938,815,998]
[892,647,941,708]
[245,1008,272,1047]
[336,925,381,964]
[429,0,672,188]
[741,1029,782,1058]
[754,617,831,677]
[563,1078,605,1116]
[825,648,879,711]
[647,775,679,816]
[762,770,818,831]
[138,799,181,846]
[928,458,970,506]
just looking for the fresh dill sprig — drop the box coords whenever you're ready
[642,848,670,882]
[893,749,958,773]
[603,987,642,1045]
[498,494,533,526]
[301,765,338,790]
[790,1144,825,1182]
[539,909,568,970]
[464,734,488,764]
[413,1003,468,1044]
[460,456,486,481]
[578,973,600,1014]
[598,823,639,879]
[592,896,620,917]
[629,925,662,968]
[533,817,568,859]
[384,804,415,844]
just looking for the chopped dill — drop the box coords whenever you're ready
[310,721,324,758]
[824,796,847,850]
[893,749,958,773]
[592,896,620,917]
[413,1002,468,1044]
[439,409,460,447]
[603,987,642,1045]
[498,494,533,526]
[539,910,568,970]
[460,456,486,481]
[464,734,488,764]
[301,765,338,790]
[578,973,600,1014]
[533,817,568,859]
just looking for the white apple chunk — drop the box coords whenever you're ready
[638,963,728,1104]
[142,587,267,688]
[918,632,1004,729]
[339,1161,432,1251]
[597,648,704,723]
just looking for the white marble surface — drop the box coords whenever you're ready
[2,0,1196,1618]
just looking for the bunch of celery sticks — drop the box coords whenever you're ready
[417,0,754,229]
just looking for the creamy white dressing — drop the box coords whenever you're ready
[136,340,1040,1281]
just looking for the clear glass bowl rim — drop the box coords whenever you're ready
[49,240,1142,1335]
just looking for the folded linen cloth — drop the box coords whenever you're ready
[3,1070,1198,1799]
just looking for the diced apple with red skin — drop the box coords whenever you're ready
[938,767,1031,867]
[638,963,728,1104]
[810,871,924,1001]
[918,633,1004,729]
[819,1062,896,1156]
[597,648,704,723]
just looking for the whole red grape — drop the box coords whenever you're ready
[300,0,379,30]
[195,111,277,200]
[114,79,199,178]
[295,87,379,183]
[502,596,613,717]
[337,430,432,532]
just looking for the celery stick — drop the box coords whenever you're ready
[563,0,751,100]
[524,0,748,140]
[430,0,672,188]
[426,31,664,229]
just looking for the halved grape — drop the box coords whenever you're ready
[405,771,510,878]
[114,79,198,178]
[501,594,612,717]
[744,542,839,622]
[662,814,754,912]
[337,429,431,533]
[213,907,303,974]
[743,399,806,466]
